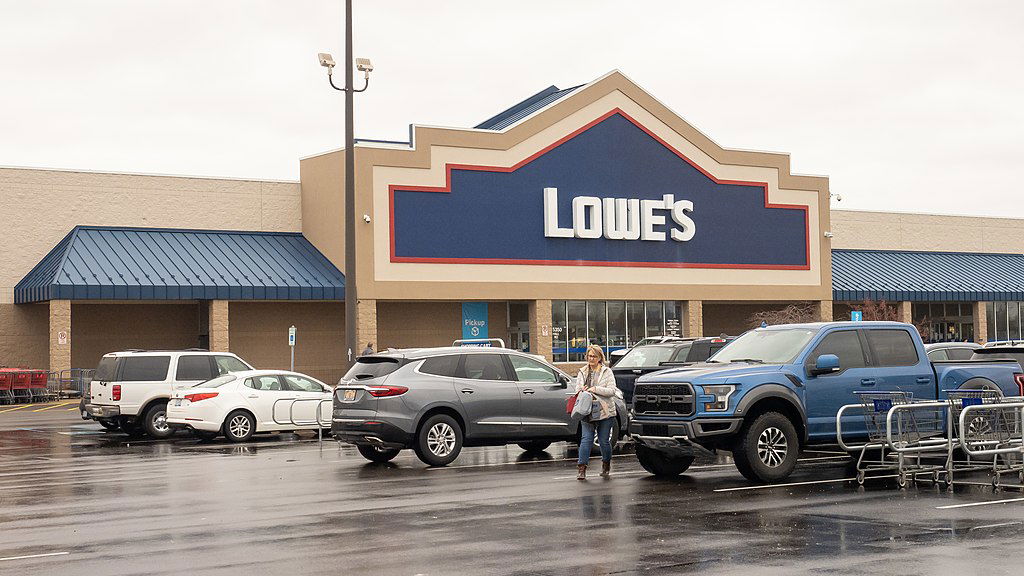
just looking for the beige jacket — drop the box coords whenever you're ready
[575,364,618,421]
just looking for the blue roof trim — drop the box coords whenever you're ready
[14,226,345,303]
[832,249,1024,302]
[475,85,581,131]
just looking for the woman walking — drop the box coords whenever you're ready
[576,344,617,480]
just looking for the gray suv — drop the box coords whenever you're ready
[332,346,629,466]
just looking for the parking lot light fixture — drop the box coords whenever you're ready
[317,0,373,368]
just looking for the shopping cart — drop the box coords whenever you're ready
[845,391,916,485]
[884,398,949,487]
[958,399,1024,488]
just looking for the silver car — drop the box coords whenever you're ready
[331,346,629,466]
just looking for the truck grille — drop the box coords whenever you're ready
[633,383,695,416]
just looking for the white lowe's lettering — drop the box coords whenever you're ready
[542,187,695,242]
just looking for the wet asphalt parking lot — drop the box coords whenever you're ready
[3,403,1024,576]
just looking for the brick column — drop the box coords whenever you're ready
[209,300,230,352]
[528,300,553,361]
[49,300,71,373]
[817,300,834,322]
[356,299,377,354]
[898,301,913,324]
[973,301,988,344]
[683,300,703,337]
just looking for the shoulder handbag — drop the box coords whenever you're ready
[565,391,579,414]
[571,390,594,422]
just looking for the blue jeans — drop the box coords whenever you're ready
[578,417,614,465]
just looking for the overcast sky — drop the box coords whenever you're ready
[1,1,1022,217]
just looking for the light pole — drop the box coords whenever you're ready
[318,0,372,368]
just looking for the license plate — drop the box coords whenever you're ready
[173,399,182,406]
[343,390,356,401]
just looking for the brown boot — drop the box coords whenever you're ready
[600,460,611,477]
[576,464,587,480]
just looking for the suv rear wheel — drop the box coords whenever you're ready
[414,414,463,466]
[358,445,402,463]
[143,403,174,439]
[732,411,799,483]
[636,445,694,476]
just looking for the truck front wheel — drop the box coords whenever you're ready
[732,411,799,483]
[636,445,694,476]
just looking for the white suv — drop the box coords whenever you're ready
[82,350,254,438]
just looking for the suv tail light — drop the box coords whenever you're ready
[1014,373,1024,396]
[112,385,121,401]
[366,385,408,397]
[184,393,219,403]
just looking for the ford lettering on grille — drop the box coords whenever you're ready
[633,383,695,416]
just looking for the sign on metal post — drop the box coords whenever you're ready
[288,325,296,371]
[851,311,863,322]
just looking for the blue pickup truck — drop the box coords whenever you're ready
[629,321,1024,483]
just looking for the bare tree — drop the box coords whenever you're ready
[852,299,899,321]
[747,302,818,328]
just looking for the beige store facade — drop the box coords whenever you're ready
[301,71,832,363]
[4,71,1024,379]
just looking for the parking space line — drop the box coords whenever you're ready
[714,477,858,492]
[936,497,1024,510]
[66,406,80,411]
[0,405,32,413]
[33,402,76,412]
[970,521,1023,530]
[0,551,69,562]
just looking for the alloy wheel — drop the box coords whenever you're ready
[153,412,169,433]
[229,415,251,438]
[426,422,456,457]
[757,426,788,468]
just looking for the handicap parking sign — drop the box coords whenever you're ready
[851,310,863,322]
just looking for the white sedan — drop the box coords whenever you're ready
[167,370,333,442]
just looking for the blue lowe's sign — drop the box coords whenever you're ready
[462,302,488,339]
[390,109,809,269]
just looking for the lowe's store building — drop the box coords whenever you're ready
[4,71,1024,382]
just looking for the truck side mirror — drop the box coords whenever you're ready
[810,354,841,376]
[557,373,570,388]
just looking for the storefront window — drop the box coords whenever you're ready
[587,301,607,351]
[1009,302,1021,341]
[664,301,682,337]
[645,301,664,337]
[987,303,996,342]
[994,301,1007,341]
[551,300,567,363]
[566,301,587,362]
[607,301,626,352]
[550,300,684,361]
[626,302,645,346]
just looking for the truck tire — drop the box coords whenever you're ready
[732,411,799,483]
[142,402,174,439]
[636,445,694,476]
[413,414,463,467]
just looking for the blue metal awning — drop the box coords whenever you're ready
[832,249,1024,302]
[15,226,344,303]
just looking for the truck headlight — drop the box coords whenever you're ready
[701,385,735,412]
